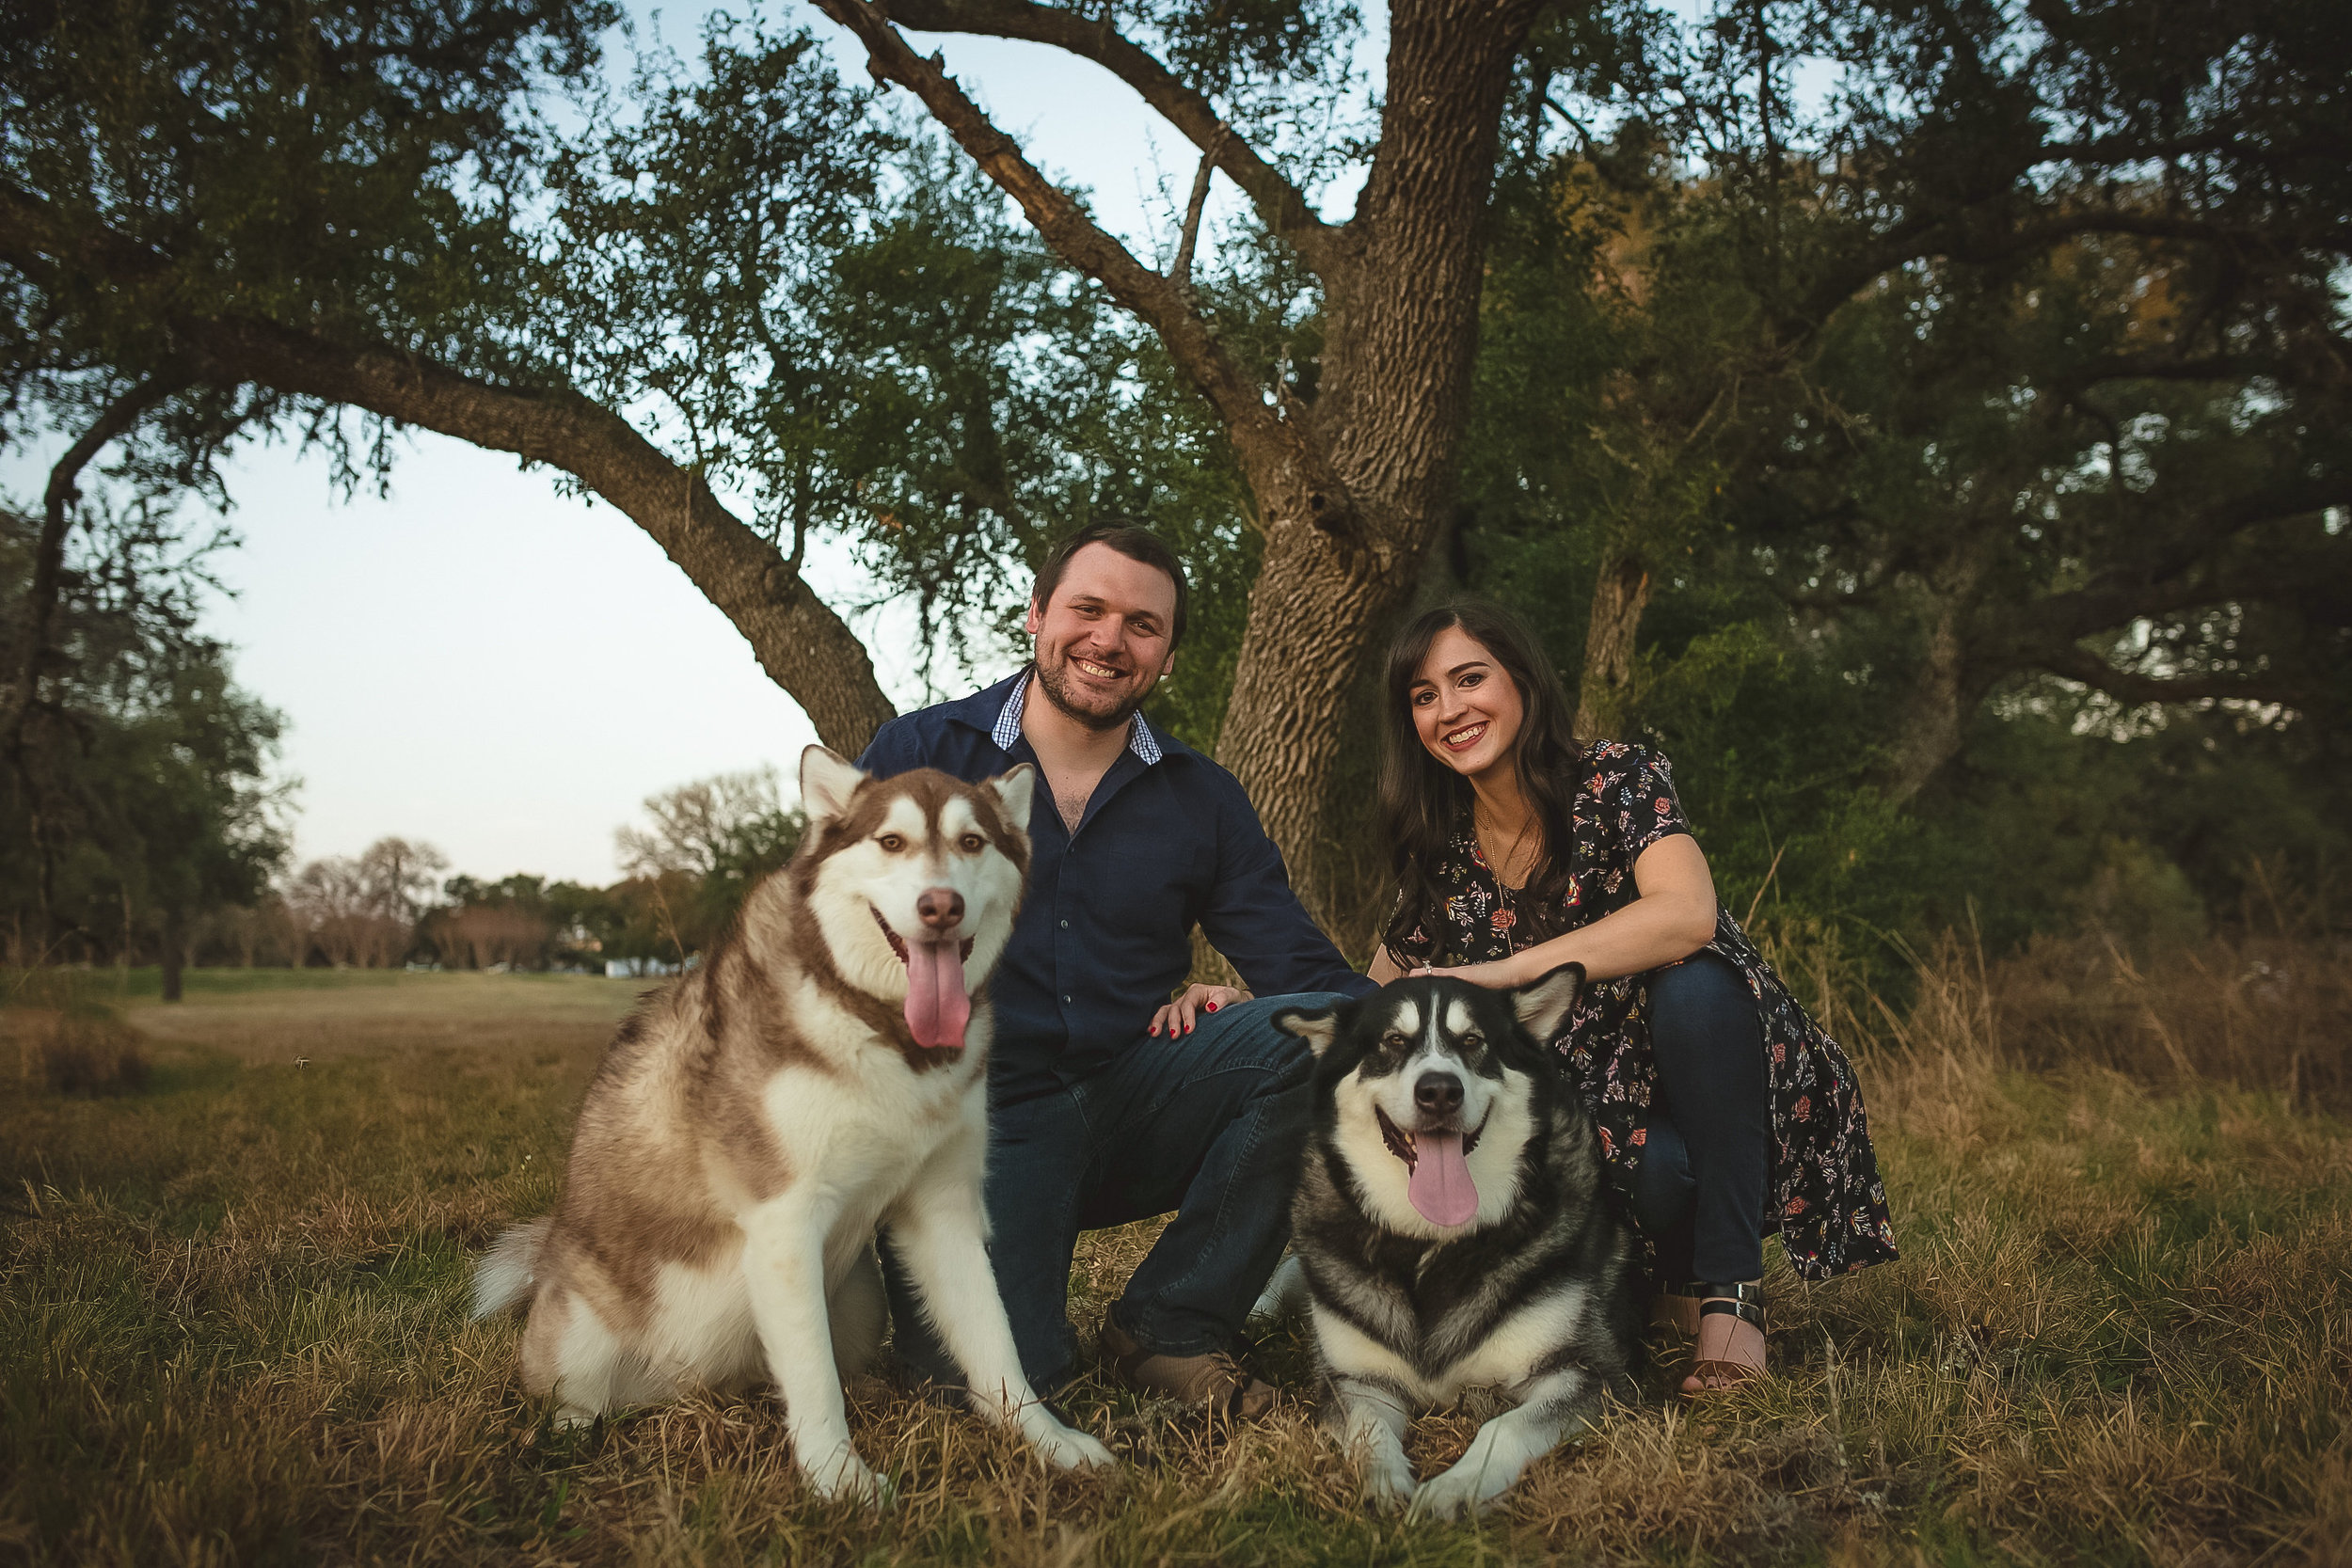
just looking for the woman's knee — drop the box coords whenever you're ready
[1646,952,1760,1053]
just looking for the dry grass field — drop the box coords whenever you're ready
[3,942,2347,1566]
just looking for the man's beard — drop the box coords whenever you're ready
[1034,649,1148,733]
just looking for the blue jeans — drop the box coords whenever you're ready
[1628,952,1772,1284]
[883,991,1346,1393]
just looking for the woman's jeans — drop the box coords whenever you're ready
[1629,951,1772,1284]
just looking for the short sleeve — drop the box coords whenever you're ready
[1621,748,1693,857]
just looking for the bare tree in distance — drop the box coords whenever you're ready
[284,836,448,968]
[358,837,450,927]
[615,768,788,880]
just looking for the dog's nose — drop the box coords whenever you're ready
[1415,1071,1463,1117]
[916,887,965,931]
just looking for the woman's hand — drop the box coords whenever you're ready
[1150,984,1250,1037]
[1408,958,1526,990]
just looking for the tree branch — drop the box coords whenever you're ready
[810,0,1341,515]
[5,371,190,756]
[1170,122,1227,296]
[864,0,1334,270]
[1790,197,2350,341]
[2034,645,2306,707]
[2026,481,2352,640]
[0,184,900,756]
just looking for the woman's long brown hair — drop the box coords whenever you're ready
[1378,599,1586,963]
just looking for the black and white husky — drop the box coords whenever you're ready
[1265,967,1643,1518]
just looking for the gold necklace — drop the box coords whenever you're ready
[1475,810,1536,952]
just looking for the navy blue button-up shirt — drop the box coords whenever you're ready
[858,671,1377,1102]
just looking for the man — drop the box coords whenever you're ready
[859,521,1376,1417]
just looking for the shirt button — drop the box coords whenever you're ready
[1059,919,1069,929]
[1063,994,1073,1005]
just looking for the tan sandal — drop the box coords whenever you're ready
[1678,1280,1768,1397]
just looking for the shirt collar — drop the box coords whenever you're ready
[993,670,1163,766]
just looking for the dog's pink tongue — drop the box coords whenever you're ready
[1407,1132,1479,1227]
[902,938,971,1050]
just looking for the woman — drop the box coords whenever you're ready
[1367,599,1898,1392]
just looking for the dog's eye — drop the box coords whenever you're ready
[877,833,906,852]
[958,832,985,853]
[1380,1032,1408,1053]
[1461,1032,1484,1052]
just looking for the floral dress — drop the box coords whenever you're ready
[1387,741,1899,1280]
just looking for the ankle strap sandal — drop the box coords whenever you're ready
[1683,1280,1768,1396]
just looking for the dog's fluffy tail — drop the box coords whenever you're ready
[1250,1254,1309,1324]
[472,1217,551,1320]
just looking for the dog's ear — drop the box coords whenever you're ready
[800,745,865,825]
[1273,1002,1343,1057]
[1511,962,1585,1043]
[987,763,1037,829]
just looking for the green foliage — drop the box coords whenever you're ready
[7,0,2345,977]
[3,1,615,487]
[0,508,288,964]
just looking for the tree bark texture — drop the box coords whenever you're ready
[1214,1,1544,905]
[818,0,1545,910]
[1573,550,1653,743]
[0,191,898,759]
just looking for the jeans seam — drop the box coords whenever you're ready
[1123,1064,1292,1356]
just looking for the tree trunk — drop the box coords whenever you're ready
[160,905,186,1003]
[1877,598,1973,805]
[1572,549,1654,743]
[1212,0,1541,911]
[1876,553,1992,804]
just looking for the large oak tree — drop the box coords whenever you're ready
[6,0,2347,920]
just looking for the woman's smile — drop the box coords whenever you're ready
[1410,625,1525,779]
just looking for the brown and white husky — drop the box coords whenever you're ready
[472,745,1114,1503]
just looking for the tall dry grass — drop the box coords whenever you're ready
[1,948,2345,1565]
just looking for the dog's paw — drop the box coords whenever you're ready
[800,1445,892,1509]
[1034,1422,1117,1471]
[1406,1460,1509,1522]
[1360,1463,1418,1514]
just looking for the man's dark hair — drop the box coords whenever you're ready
[1030,521,1190,649]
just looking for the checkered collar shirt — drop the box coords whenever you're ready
[990,669,1165,766]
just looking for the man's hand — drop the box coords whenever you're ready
[1149,984,1249,1037]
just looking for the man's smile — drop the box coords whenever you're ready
[1073,657,1126,682]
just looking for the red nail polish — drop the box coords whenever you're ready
[1206,1002,1219,1013]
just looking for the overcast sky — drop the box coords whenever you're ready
[9,4,1390,887]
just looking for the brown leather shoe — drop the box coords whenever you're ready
[1098,1320,1280,1420]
